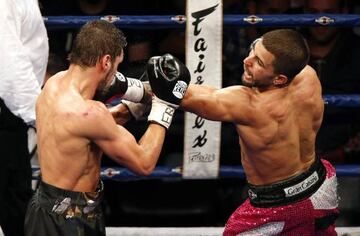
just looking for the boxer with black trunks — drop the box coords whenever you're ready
[172,29,339,235]
[24,20,190,236]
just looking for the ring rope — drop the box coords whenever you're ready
[43,14,360,28]
[32,165,360,180]
[323,94,360,107]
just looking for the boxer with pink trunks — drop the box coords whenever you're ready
[179,29,339,235]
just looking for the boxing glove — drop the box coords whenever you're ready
[94,71,151,104]
[121,82,152,121]
[147,54,191,129]
[147,54,191,106]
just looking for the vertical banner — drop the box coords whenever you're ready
[183,0,223,178]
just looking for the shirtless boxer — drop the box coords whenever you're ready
[24,20,190,236]
[150,29,339,235]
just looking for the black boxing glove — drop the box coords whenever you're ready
[94,71,151,104]
[147,54,191,106]
[147,54,191,129]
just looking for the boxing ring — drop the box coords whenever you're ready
[30,12,360,236]
[40,14,360,175]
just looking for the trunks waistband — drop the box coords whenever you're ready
[247,157,326,208]
[36,179,104,220]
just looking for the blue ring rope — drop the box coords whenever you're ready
[44,14,360,28]
[32,165,360,180]
[323,95,360,107]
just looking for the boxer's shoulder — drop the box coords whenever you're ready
[76,100,110,121]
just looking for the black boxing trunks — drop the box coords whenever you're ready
[24,179,105,236]
[224,158,339,236]
[248,155,326,208]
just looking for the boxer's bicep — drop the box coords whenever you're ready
[181,84,256,124]
[82,110,141,167]
[95,125,143,168]
[95,123,165,176]
[181,84,229,120]
[108,102,132,125]
[81,102,161,175]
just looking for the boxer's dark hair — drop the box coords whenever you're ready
[68,20,127,67]
[262,29,309,81]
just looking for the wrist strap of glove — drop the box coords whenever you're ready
[121,99,149,121]
[148,97,177,129]
[94,72,145,103]
[122,77,144,103]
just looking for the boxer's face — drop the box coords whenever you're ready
[242,39,277,88]
[104,54,123,86]
[98,53,124,93]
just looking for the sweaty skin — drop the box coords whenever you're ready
[181,41,323,185]
[36,55,166,192]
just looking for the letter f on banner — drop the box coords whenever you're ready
[183,0,223,179]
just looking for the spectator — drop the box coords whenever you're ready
[303,0,360,93]
[302,0,360,163]
[40,0,114,65]
[245,0,298,46]
[0,0,49,235]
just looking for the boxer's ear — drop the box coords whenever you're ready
[273,74,288,86]
[100,55,112,70]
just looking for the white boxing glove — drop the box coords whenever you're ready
[122,99,151,121]
[147,97,176,129]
